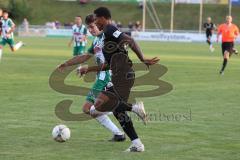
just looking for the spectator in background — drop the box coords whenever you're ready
[111,20,117,27]
[22,18,29,33]
[55,20,61,29]
[138,0,143,9]
[64,22,73,29]
[128,21,134,32]
[134,21,142,31]
[116,21,122,29]
[46,21,56,29]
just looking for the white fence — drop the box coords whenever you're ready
[17,25,240,43]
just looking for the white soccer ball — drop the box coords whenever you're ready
[52,124,71,143]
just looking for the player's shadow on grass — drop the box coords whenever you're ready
[49,63,173,121]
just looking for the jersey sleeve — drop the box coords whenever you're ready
[87,42,94,55]
[104,25,123,40]
[203,23,206,28]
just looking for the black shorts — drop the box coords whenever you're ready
[206,32,212,38]
[222,42,234,56]
[110,53,135,102]
[98,53,135,112]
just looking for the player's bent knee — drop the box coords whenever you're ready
[95,91,119,112]
[82,102,92,115]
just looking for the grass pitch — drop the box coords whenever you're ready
[0,37,240,160]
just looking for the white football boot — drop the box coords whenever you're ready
[132,101,147,125]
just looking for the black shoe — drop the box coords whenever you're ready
[109,134,126,142]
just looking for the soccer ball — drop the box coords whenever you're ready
[52,124,71,143]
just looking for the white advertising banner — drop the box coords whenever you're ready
[132,31,193,42]
[46,29,92,37]
[46,29,72,37]
[132,31,240,43]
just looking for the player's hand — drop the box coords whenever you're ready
[76,66,88,77]
[7,31,12,34]
[6,34,11,38]
[80,38,86,43]
[58,63,67,72]
[142,57,160,68]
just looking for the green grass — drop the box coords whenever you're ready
[0,37,240,160]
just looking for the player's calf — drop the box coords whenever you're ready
[83,102,125,141]
[220,51,230,74]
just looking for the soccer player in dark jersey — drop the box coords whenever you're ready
[217,16,239,75]
[203,17,216,52]
[91,7,159,152]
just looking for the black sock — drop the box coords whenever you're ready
[207,40,211,45]
[221,58,228,72]
[114,101,132,112]
[113,111,138,141]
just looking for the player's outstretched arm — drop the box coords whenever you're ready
[121,33,160,67]
[77,64,108,77]
[58,54,92,72]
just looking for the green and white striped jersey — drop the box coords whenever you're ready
[1,18,14,39]
[88,33,111,81]
[72,24,87,47]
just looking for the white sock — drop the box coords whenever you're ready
[132,138,142,146]
[90,105,103,116]
[14,41,23,51]
[90,105,98,115]
[0,49,2,61]
[96,114,123,135]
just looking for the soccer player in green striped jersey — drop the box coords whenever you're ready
[0,10,24,61]
[68,16,88,56]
